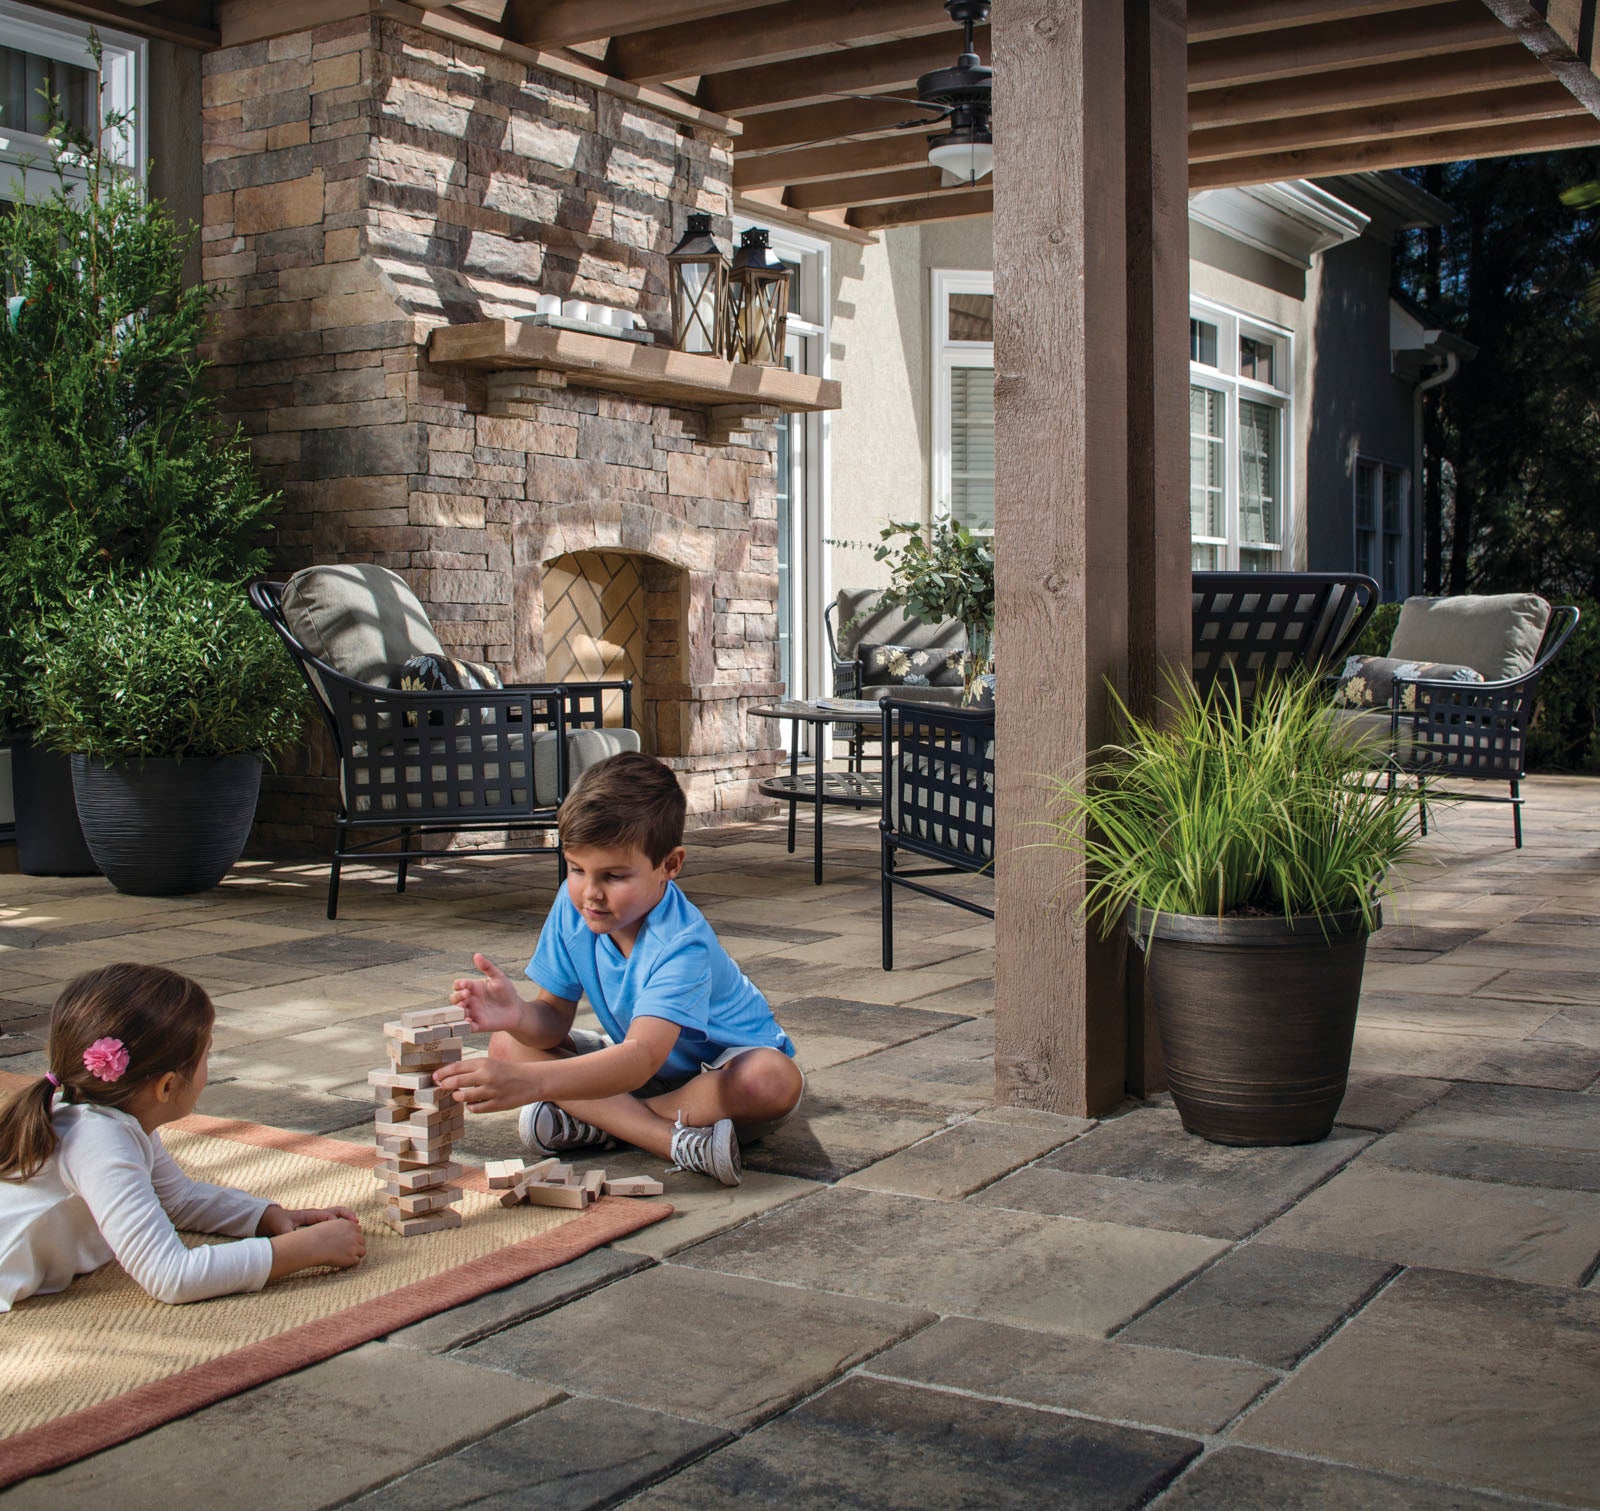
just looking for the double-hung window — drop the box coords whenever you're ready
[931,269,995,532]
[1189,300,1291,571]
[0,1,144,207]
[1354,457,1409,600]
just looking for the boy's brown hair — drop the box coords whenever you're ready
[557,751,686,864]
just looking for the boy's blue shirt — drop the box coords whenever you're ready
[525,880,794,1083]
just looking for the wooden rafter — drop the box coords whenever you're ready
[501,0,785,51]
[1186,0,1449,43]
[1190,113,1600,189]
[786,165,984,212]
[736,97,936,154]
[42,0,217,46]
[1189,45,1548,127]
[1189,80,1587,161]
[846,188,993,230]
[735,134,932,189]
[698,27,988,116]
[608,0,953,86]
[1188,1,1508,90]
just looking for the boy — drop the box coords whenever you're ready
[434,751,803,1186]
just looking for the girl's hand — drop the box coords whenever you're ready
[257,1204,360,1237]
[450,954,528,1036]
[267,1217,366,1282]
[432,1055,537,1114]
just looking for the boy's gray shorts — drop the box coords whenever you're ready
[561,1029,803,1143]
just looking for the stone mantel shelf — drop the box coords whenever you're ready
[428,322,842,417]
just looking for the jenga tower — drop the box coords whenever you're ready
[369,1007,470,1236]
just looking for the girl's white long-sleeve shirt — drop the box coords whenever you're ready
[0,1098,272,1311]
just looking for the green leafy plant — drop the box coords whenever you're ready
[29,570,303,762]
[0,40,278,732]
[1042,673,1429,935]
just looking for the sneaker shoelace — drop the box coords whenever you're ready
[542,1104,609,1150]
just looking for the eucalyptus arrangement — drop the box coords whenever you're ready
[868,520,995,705]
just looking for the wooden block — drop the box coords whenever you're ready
[522,1182,589,1209]
[384,1019,466,1045]
[405,1105,465,1132]
[580,1169,607,1201]
[486,1159,527,1188]
[373,1105,409,1127]
[387,1041,463,1070]
[498,1182,529,1207]
[541,1162,573,1185]
[375,1160,462,1190]
[368,1069,433,1091]
[394,1186,463,1216]
[602,1176,665,1197]
[522,1157,560,1184]
[381,1204,463,1237]
[411,1084,449,1107]
[399,1006,470,1029]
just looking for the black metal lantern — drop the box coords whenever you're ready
[666,212,729,355]
[727,228,790,366]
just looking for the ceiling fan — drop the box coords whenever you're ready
[822,0,993,187]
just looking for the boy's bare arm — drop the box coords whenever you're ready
[451,953,576,1048]
[434,1017,680,1114]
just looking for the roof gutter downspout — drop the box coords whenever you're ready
[1413,351,1459,595]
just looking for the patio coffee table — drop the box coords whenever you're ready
[750,698,884,884]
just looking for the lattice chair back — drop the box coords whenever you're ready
[1191,572,1379,707]
[888,706,996,868]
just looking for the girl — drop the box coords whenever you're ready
[0,963,365,1311]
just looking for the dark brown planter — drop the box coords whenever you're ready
[1128,906,1374,1147]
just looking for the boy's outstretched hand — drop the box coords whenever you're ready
[451,953,526,1035]
[433,1055,535,1114]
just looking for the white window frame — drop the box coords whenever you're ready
[0,1,145,202]
[1354,455,1411,601]
[931,267,994,532]
[1189,296,1293,571]
[735,216,831,705]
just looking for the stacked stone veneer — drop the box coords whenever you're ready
[200,13,784,853]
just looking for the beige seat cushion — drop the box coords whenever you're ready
[532,727,642,808]
[1387,593,1550,681]
[281,564,444,685]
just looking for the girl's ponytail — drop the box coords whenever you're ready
[0,1076,64,1182]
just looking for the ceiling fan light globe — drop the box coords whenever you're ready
[927,134,993,185]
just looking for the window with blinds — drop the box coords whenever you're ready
[948,363,994,531]
[1355,457,1409,599]
[0,44,94,139]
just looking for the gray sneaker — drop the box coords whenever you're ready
[667,1116,741,1187]
[518,1100,616,1155]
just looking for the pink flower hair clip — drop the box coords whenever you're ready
[83,1037,130,1083]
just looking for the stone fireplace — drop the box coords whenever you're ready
[199,12,816,850]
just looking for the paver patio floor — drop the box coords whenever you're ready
[2,777,1598,1508]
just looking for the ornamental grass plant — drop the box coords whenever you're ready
[30,570,302,763]
[1044,672,1430,936]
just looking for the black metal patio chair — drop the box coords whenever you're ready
[251,567,638,917]
[879,696,995,970]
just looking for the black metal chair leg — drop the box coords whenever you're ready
[882,845,894,971]
[327,850,344,921]
[397,827,413,894]
[786,730,799,854]
[1511,780,1523,848]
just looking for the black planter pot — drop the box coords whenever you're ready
[1129,906,1374,1147]
[12,737,99,876]
[70,754,262,896]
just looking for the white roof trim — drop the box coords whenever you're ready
[1189,181,1370,270]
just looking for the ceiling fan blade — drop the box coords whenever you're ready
[821,91,949,113]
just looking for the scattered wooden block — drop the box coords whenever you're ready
[368,1069,433,1091]
[580,1169,607,1202]
[399,1006,470,1030]
[381,1204,463,1237]
[522,1182,589,1209]
[541,1163,573,1185]
[601,1176,665,1197]
[486,1159,527,1189]
[522,1157,560,1184]
[498,1181,529,1207]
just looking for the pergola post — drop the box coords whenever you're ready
[991,0,1190,1115]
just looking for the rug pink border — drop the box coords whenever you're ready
[0,1075,670,1489]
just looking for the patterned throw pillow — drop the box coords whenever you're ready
[1333,654,1484,711]
[392,654,504,692]
[859,641,964,688]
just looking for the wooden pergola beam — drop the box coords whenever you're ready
[1189,0,1508,89]
[734,134,931,191]
[1189,79,1587,162]
[609,0,951,86]
[845,188,993,230]
[1189,44,1548,127]
[735,97,932,154]
[501,0,784,51]
[44,0,217,46]
[1187,0,1447,42]
[786,165,985,211]
[699,27,988,116]
[1191,111,1600,189]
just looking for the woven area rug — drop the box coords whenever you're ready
[0,1073,670,1489]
